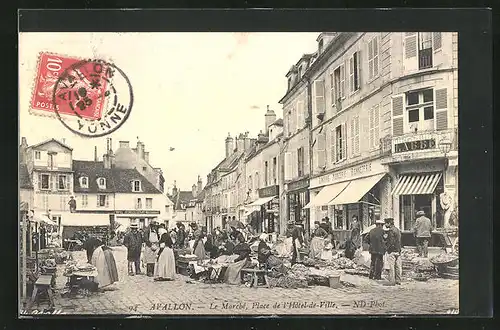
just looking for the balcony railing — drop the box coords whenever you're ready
[419,48,433,70]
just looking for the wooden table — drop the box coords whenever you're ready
[241,268,270,288]
[24,275,55,311]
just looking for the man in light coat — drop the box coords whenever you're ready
[413,210,433,257]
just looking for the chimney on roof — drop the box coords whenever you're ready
[172,181,178,196]
[192,184,197,198]
[20,137,28,163]
[225,133,234,158]
[144,152,150,163]
[94,146,98,161]
[265,105,277,134]
[119,141,130,149]
[61,138,66,145]
[136,141,145,159]
[197,175,203,194]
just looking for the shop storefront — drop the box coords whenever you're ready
[114,210,161,229]
[246,185,279,234]
[286,178,310,235]
[391,159,451,230]
[305,159,390,242]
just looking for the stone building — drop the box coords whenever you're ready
[295,32,458,238]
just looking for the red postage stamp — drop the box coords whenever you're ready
[31,52,108,120]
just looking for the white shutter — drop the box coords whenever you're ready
[354,116,360,155]
[329,72,335,108]
[349,56,354,93]
[350,118,355,157]
[355,51,361,90]
[317,132,326,168]
[433,32,442,51]
[368,39,374,79]
[313,80,325,115]
[435,88,448,131]
[341,123,347,160]
[330,128,336,163]
[403,32,418,73]
[97,195,100,207]
[373,105,380,147]
[284,152,291,181]
[38,173,42,190]
[51,174,56,191]
[340,64,345,98]
[373,37,379,77]
[105,195,110,207]
[392,95,405,137]
[66,175,71,191]
[369,107,374,149]
[293,150,298,178]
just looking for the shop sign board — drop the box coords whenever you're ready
[394,139,436,153]
[310,159,388,189]
[287,178,309,192]
[115,210,160,215]
[258,185,279,198]
[396,160,445,174]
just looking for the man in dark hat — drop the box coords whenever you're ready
[364,219,386,280]
[412,210,433,257]
[384,217,402,285]
[175,222,186,248]
[290,219,305,265]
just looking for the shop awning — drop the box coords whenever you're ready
[329,173,386,205]
[61,213,110,227]
[392,172,442,196]
[246,196,276,207]
[303,181,350,209]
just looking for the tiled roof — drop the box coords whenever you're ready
[169,190,196,210]
[72,160,162,194]
[19,163,33,189]
[272,118,283,126]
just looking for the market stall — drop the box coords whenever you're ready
[61,260,99,296]
[61,213,111,250]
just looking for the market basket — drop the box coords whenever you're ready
[429,254,459,268]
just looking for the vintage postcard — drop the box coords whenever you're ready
[19,31,459,316]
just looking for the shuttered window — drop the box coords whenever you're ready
[349,52,361,93]
[335,124,347,162]
[350,116,360,156]
[435,88,448,130]
[369,105,380,149]
[297,100,305,131]
[392,95,404,136]
[313,80,326,116]
[368,37,379,80]
[317,132,326,168]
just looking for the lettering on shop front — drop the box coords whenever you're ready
[317,162,374,186]
[394,139,436,153]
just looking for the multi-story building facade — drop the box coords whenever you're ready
[279,53,316,235]
[244,108,283,234]
[20,138,74,226]
[300,32,457,235]
[168,177,204,227]
[19,162,34,212]
[204,132,255,231]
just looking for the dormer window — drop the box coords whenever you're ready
[132,180,142,192]
[80,176,89,188]
[97,177,106,189]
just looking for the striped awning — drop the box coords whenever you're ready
[392,172,442,196]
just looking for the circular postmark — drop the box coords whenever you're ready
[51,58,133,138]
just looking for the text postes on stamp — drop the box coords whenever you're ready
[31,52,133,138]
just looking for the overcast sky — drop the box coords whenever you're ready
[19,32,319,191]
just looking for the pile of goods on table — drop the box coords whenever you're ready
[63,260,97,276]
[430,252,459,280]
[267,263,309,289]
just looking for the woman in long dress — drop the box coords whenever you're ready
[309,221,328,259]
[154,228,176,281]
[91,240,119,288]
[143,223,159,277]
[223,233,251,285]
[192,226,206,260]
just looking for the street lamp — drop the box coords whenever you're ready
[438,137,452,185]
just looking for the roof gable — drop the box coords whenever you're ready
[30,138,73,151]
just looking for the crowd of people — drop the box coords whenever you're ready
[79,209,434,289]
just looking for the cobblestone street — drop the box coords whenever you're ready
[23,247,459,315]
